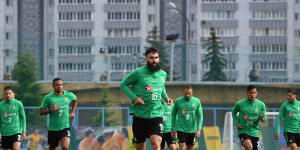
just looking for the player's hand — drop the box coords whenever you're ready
[195,130,201,138]
[134,97,145,105]
[275,133,280,140]
[69,112,75,120]
[167,98,173,106]
[259,112,264,120]
[171,131,176,138]
[50,104,59,112]
[238,125,243,129]
[22,131,26,139]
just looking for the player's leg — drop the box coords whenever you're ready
[60,128,71,150]
[161,133,166,150]
[284,132,298,150]
[132,117,147,150]
[2,135,14,150]
[250,136,259,150]
[48,130,59,150]
[165,132,176,150]
[239,133,253,150]
[295,133,300,150]
[177,131,186,150]
[149,117,163,150]
[186,133,195,150]
[12,134,22,150]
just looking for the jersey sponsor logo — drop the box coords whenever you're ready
[4,112,8,117]
[244,114,248,120]
[289,112,293,117]
[146,84,152,92]
[182,109,186,114]
[12,105,16,109]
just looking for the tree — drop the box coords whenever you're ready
[92,88,120,127]
[202,27,227,81]
[146,26,178,81]
[11,53,45,127]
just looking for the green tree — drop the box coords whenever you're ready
[202,27,227,81]
[11,53,45,127]
[146,26,178,81]
[92,88,120,127]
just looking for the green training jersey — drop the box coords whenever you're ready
[171,96,203,133]
[119,65,168,119]
[0,99,26,136]
[163,102,174,133]
[276,100,300,134]
[232,98,266,137]
[40,91,76,131]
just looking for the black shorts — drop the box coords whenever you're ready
[132,116,163,143]
[48,128,71,149]
[2,133,22,149]
[284,132,300,146]
[239,133,259,150]
[177,131,195,146]
[161,132,176,148]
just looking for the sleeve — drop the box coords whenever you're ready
[197,100,203,130]
[171,100,178,131]
[40,96,49,109]
[19,102,26,132]
[119,71,138,102]
[276,104,285,134]
[232,103,240,127]
[260,102,267,122]
[161,86,168,100]
[70,92,77,101]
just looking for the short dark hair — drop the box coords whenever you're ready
[121,127,128,138]
[247,85,256,91]
[52,78,62,84]
[85,128,95,137]
[287,89,297,95]
[184,85,193,90]
[144,47,159,57]
[4,86,13,91]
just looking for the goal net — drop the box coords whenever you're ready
[222,112,287,150]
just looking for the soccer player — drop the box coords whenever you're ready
[275,89,300,150]
[0,86,26,150]
[119,47,172,150]
[161,101,176,150]
[171,86,203,150]
[40,78,78,150]
[232,85,266,150]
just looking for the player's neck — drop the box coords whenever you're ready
[54,91,64,96]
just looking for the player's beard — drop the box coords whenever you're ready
[147,62,160,72]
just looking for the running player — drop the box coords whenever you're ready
[161,101,176,150]
[275,89,300,150]
[119,47,172,150]
[40,78,78,150]
[232,85,266,150]
[171,85,203,150]
[0,86,26,150]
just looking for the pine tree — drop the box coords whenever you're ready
[202,27,227,81]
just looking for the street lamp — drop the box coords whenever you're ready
[166,34,179,82]
[168,2,191,41]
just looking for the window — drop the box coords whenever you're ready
[6,0,12,6]
[49,65,54,75]
[148,14,155,22]
[49,0,54,6]
[49,49,54,57]
[148,0,155,5]
[295,64,300,72]
[5,32,10,40]
[5,15,12,24]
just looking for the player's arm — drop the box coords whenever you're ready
[196,100,203,138]
[69,95,78,120]
[232,103,241,128]
[161,86,173,105]
[260,103,267,122]
[119,71,139,102]
[19,102,26,139]
[275,104,285,140]
[40,97,58,115]
[171,100,178,137]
